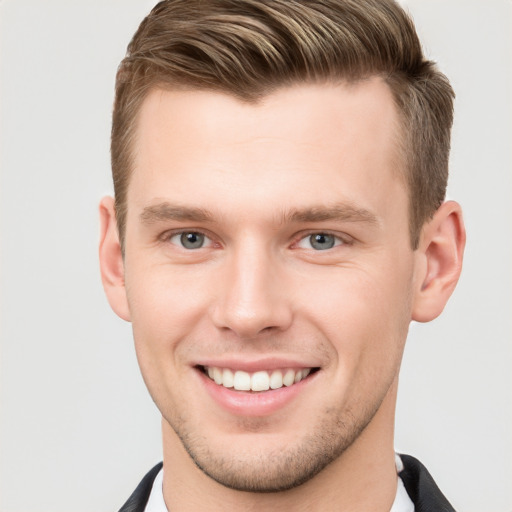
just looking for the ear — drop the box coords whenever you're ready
[98,196,131,321]
[412,200,466,323]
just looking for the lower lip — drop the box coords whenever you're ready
[197,369,316,417]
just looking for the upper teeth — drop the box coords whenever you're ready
[205,367,311,392]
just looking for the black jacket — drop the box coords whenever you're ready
[118,454,455,512]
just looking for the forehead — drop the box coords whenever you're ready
[129,80,406,225]
[135,79,400,156]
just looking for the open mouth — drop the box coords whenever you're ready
[198,365,320,392]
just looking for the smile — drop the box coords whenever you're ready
[202,366,316,392]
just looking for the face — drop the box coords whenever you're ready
[119,81,419,491]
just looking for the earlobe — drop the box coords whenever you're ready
[98,196,131,321]
[411,200,466,323]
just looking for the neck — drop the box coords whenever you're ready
[162,378,399,512]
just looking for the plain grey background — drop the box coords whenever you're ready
[0,1,510,510]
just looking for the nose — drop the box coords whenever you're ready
[210,242,293,339]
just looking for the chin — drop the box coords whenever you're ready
[169,402,377,493]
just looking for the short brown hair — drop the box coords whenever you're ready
[111,0,454,249]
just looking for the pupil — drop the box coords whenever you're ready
[310,233,335,250]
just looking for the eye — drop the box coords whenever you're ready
[169,231,211,249]
[297,233,342,251]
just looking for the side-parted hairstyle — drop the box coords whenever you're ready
[111,0,454,250]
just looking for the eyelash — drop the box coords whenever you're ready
[293,231,352,251]
[162,230,215,249]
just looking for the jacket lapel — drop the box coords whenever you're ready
[399,454,456,512]
[118,462,163,512]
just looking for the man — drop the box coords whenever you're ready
[99,0,465,510]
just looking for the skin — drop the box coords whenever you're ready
[100,79,465,511]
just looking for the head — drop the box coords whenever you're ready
[111,0,454,253]
[100,0,465,500]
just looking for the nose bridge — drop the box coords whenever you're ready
[211,236,292,338]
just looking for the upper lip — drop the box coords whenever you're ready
[194,357,321,373]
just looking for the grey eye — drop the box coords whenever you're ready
[180,232,205,249]
[309,233,336,250]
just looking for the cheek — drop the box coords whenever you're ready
[126,263,210,331]
[124,267,212,414]
[305,263,413,372]
[124,266,212,387]
[315,280,411,416]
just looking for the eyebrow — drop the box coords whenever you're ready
[140,202,213,224]
[139,201,379,226]
[283,204,379,226]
